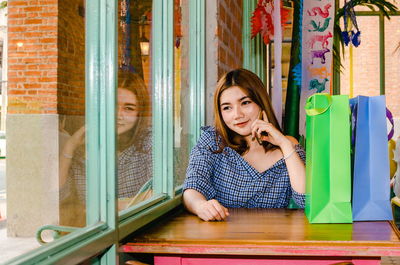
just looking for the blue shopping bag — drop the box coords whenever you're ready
[350,95,392,221]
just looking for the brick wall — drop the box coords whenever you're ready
[58,0,85,116]
[217,0,243,78]
[8,0,58,114]
[384,16,400,119]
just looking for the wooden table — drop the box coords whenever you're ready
[121,208,400,265]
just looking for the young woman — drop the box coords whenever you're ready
[183,68,306,221]
[60,72,152,225]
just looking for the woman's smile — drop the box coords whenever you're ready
[235,120,249,128]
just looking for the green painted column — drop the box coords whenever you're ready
[284,0,301,139]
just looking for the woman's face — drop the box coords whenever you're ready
[117,88,138,135]
[219,86,261,137]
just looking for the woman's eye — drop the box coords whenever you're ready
[221,106,231,111]
[125,106,136,112]
[242,100,252,105]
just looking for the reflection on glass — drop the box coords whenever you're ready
[117,0,153,210]
[174,0,191,188]
[59,116,86,227]
[59,73,153,223]
[116,72,153,210]
[56,0,87,229]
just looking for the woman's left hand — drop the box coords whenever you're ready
[250,111,289,148]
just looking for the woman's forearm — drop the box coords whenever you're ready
[59,140,80,187]
[182,189,207,215]
[280,141,306,194]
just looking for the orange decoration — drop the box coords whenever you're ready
[251,0,290,45]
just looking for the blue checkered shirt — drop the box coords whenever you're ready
[183,126,306,208]
[62,132,152,203]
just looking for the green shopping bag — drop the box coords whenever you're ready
[304,93,352,223]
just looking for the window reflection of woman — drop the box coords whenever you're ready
[60,73,152,225]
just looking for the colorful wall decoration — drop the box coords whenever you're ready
[299,0,335,137]
[251,0,290,127]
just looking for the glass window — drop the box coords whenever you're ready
[116,0,154,211]
[4,0,205,263]
[56,1,87,227]
[3,0,88,262]
[174,0,191,189]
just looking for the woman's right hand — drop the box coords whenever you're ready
[195,199,229,221]
[63,126,86,156]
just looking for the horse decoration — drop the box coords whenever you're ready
[311,48,330,64]
[309,32,333,49]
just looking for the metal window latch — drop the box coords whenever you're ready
[36,225,78,245]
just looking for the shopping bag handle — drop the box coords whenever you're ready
[387,108,394,141]
[304,93,332,116]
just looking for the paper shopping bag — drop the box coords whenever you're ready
[350,95,392,221]
[305,93,352,223]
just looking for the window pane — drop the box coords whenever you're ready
[385,16,400,118]
[340,16,380,96]
[3,0,87,262]
[267,13,293,115]
[58,2,87,227]
[117,0,154,211]
[174,0,191,188]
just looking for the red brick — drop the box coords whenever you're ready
[9,89,28,96]
[23,6,43,12]
[23,83,42,89]
[40,38,57,43]
[11,1,29,6]
[8,13,27,19]
[25,18,43,24]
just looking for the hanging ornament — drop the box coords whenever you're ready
[120,0,135,72]
[174,0,182,48]
[251,0,290,45]
[341,0,361,47]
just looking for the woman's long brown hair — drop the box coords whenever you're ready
[214,68,282,154]
[117,72,151,152]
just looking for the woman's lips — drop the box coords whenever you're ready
[235,121,248,128]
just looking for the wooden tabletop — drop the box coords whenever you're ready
[121,208,400,257]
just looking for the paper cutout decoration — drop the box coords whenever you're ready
[342,0,361,47]
[251,0,290,45]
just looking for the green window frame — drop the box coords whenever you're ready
[5,0,204,264]
[242,0,266,83]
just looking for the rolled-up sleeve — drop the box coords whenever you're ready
[183,145,216,200]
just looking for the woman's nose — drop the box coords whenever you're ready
[234,107,244,118]
[117,106,123,119]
